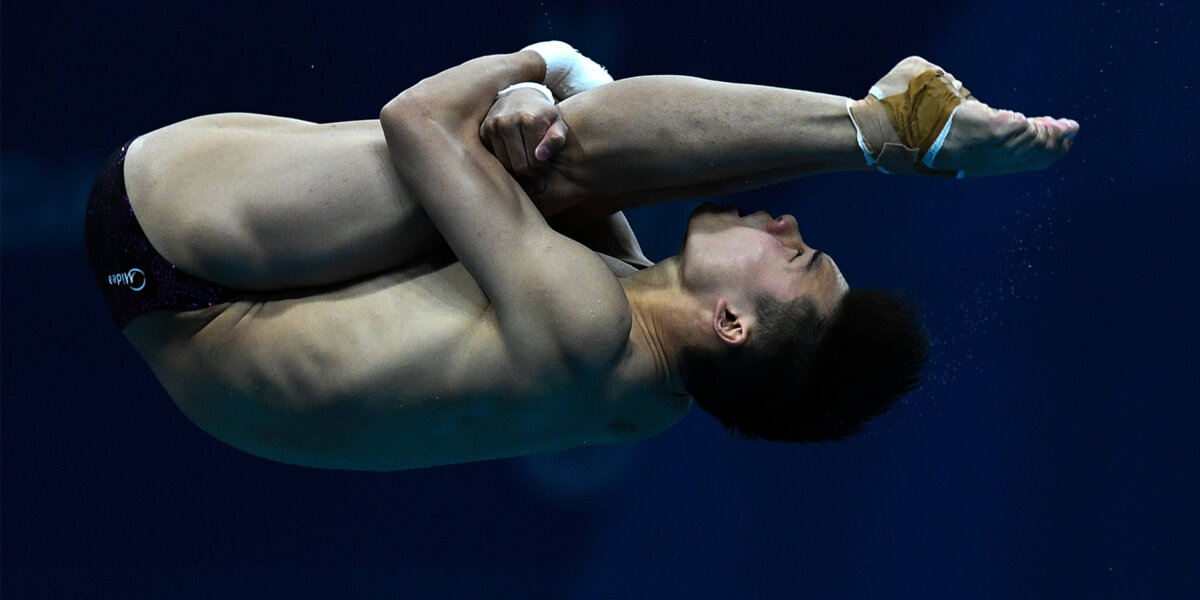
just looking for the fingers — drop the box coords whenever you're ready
[536,118,569,162]
[480,119,512,173]
[482,116,533,176]
[479,93,570,187]
[501,116,532,175]
[484,113,566,177]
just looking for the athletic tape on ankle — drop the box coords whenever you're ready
[921,104,962,177]
[498,82,555,104]
[523,41,613,99]
[847,96,919,174]
[847,69,965,177]
[847,98,879,168]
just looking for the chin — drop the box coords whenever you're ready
[683,203,716,248]
[691,201,739,217]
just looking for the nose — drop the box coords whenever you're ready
[764,213,801,238]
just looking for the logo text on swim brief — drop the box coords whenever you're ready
[108,268,147,291]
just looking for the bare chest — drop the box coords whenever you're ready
[147,257,633,468]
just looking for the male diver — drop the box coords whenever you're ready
[85,43,1078,470]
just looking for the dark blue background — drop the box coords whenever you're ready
[3,1,1197,598]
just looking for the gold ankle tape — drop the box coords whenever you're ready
[848,69,965,177]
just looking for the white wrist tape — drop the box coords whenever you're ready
[522,40,613,99]
[497,82,555,104]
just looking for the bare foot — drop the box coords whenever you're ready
[869,56,1079,177]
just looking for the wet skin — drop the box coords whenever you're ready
[680,201,850,317]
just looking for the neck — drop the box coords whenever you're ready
[615,258,692,397]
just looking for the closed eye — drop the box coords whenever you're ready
[791,250,803,261]
[806,250,824,271]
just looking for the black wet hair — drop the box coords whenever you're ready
[682,289,927,442]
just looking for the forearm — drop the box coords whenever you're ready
[380,49,584,312]
[378,50,547,250]
[381,51,545,139]
[539,75,868,211]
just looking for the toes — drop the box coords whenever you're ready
[1030,116,1080,144]
[1062,119,1080,140]
[1025,116,1082,161]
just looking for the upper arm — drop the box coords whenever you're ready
[550,210,654,270]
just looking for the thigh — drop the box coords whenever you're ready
[124,113,649,293]
[125,114,444,290]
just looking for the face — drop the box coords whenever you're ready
[680,202,849,316]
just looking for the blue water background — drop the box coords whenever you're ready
[3,1,1197,597]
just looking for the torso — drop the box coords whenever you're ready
[127,252,683,471]
[122,116,683,471]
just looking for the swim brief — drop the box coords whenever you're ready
[84,139,240,329]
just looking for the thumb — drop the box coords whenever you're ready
[536,118,569,162]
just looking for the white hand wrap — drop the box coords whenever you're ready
[497,82,555,104]
[522,40,613,100]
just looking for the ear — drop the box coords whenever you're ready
[712,298,751,348]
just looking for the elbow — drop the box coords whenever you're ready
[380,91,462,176]
[380,89,440,129]
[379,93,408,124]
[380,90,452,150]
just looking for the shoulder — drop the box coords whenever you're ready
[508,245,633,378]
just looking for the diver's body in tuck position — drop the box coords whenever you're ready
[85,42,1078,469]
